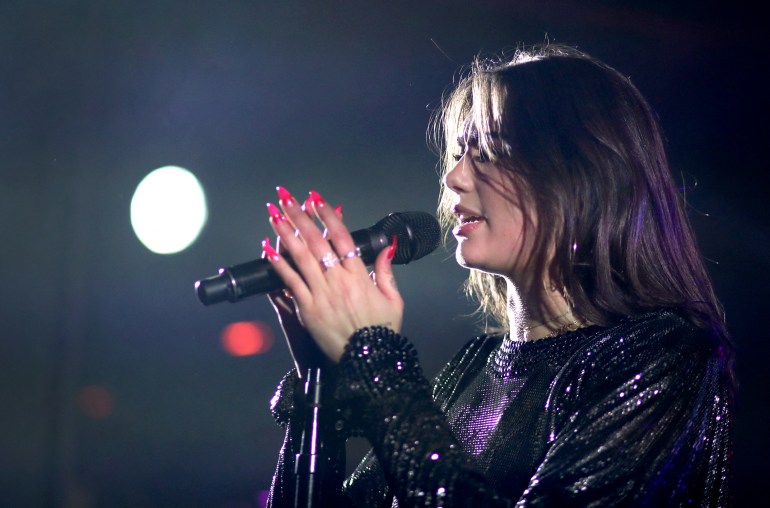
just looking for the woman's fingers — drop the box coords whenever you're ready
[372,236,403,303]
[264,211,321,301]
[267,286,294,316]
[308,190,369,275]
[276,187,343,273]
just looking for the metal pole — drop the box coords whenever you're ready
[293,367,326,508]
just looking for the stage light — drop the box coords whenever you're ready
[221,321,275,356]
[130,165,208,254]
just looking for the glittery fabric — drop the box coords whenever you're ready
[268,310,733,507]
[270,370,300,430]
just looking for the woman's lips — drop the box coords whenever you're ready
[453,217,484,237]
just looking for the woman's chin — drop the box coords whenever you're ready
[455,248,488,272]
[455,247,518,280]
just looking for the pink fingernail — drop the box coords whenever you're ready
[308,190,325,207]
[276,186,295,207]
[387,235,397,260]
[261,237,271,258]
[334,204,342,217]
[267,202,285,222]
[263,242,279,261]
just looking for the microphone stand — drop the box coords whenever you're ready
[294,365,327,508]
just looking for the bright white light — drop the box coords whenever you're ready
[130,166,208,254]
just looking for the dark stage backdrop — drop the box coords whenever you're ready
[1,1,766,507]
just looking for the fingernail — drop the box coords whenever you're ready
[387,235,397,260]
[276,186,295,207]
[308,190,325,207]
[334,204,342,217]
[263,241,280,261]
[267,202,285,222]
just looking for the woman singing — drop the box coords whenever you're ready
[263,44,734,507]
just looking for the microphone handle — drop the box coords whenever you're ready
[197,229,390,305]
[220,258,284,301]
[350,227,390,264]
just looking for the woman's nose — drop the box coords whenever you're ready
[443,155,470,193]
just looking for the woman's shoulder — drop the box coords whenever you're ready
[443,332,506,367]
[586,309,721,357]
[574,309,729,387]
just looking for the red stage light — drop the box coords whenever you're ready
[221,321,275,356]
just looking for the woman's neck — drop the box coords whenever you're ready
[506,279,580,341]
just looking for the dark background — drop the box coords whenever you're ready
[2,1,767,506]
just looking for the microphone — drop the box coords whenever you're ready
[195,211,440,305]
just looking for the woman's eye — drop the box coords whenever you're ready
[452,146,493,163]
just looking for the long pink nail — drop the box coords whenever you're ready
[308,190,325,207]
[276,186,295,207]
[262,241,279,261]
[267,202,284,222]
[334,204,342,217]
[387,235,398,260]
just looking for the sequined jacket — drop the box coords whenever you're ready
[268,310,733,507]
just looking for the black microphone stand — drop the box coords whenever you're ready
[294,365,327,508]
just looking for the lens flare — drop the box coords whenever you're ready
[130,166,207,254]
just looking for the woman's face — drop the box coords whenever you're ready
[443,144,539,287]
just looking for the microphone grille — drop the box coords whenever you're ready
[378,211,441,264]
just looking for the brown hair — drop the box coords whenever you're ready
[432,44,728,343]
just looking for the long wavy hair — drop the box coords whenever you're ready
[432,44,729,344]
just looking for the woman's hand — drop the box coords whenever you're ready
[263,187,403,363]
[266,287,327,377]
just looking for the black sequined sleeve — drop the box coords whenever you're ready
[336,327,511,507]
[266,369,311,507]
[266,371,298,507]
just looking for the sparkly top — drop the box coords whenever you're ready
[268,310,733,507]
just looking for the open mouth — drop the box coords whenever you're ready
[453,212,485,237]
[452,206,485,233]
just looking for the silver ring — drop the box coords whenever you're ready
[340,248,361,261]
[320,252,340,270]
